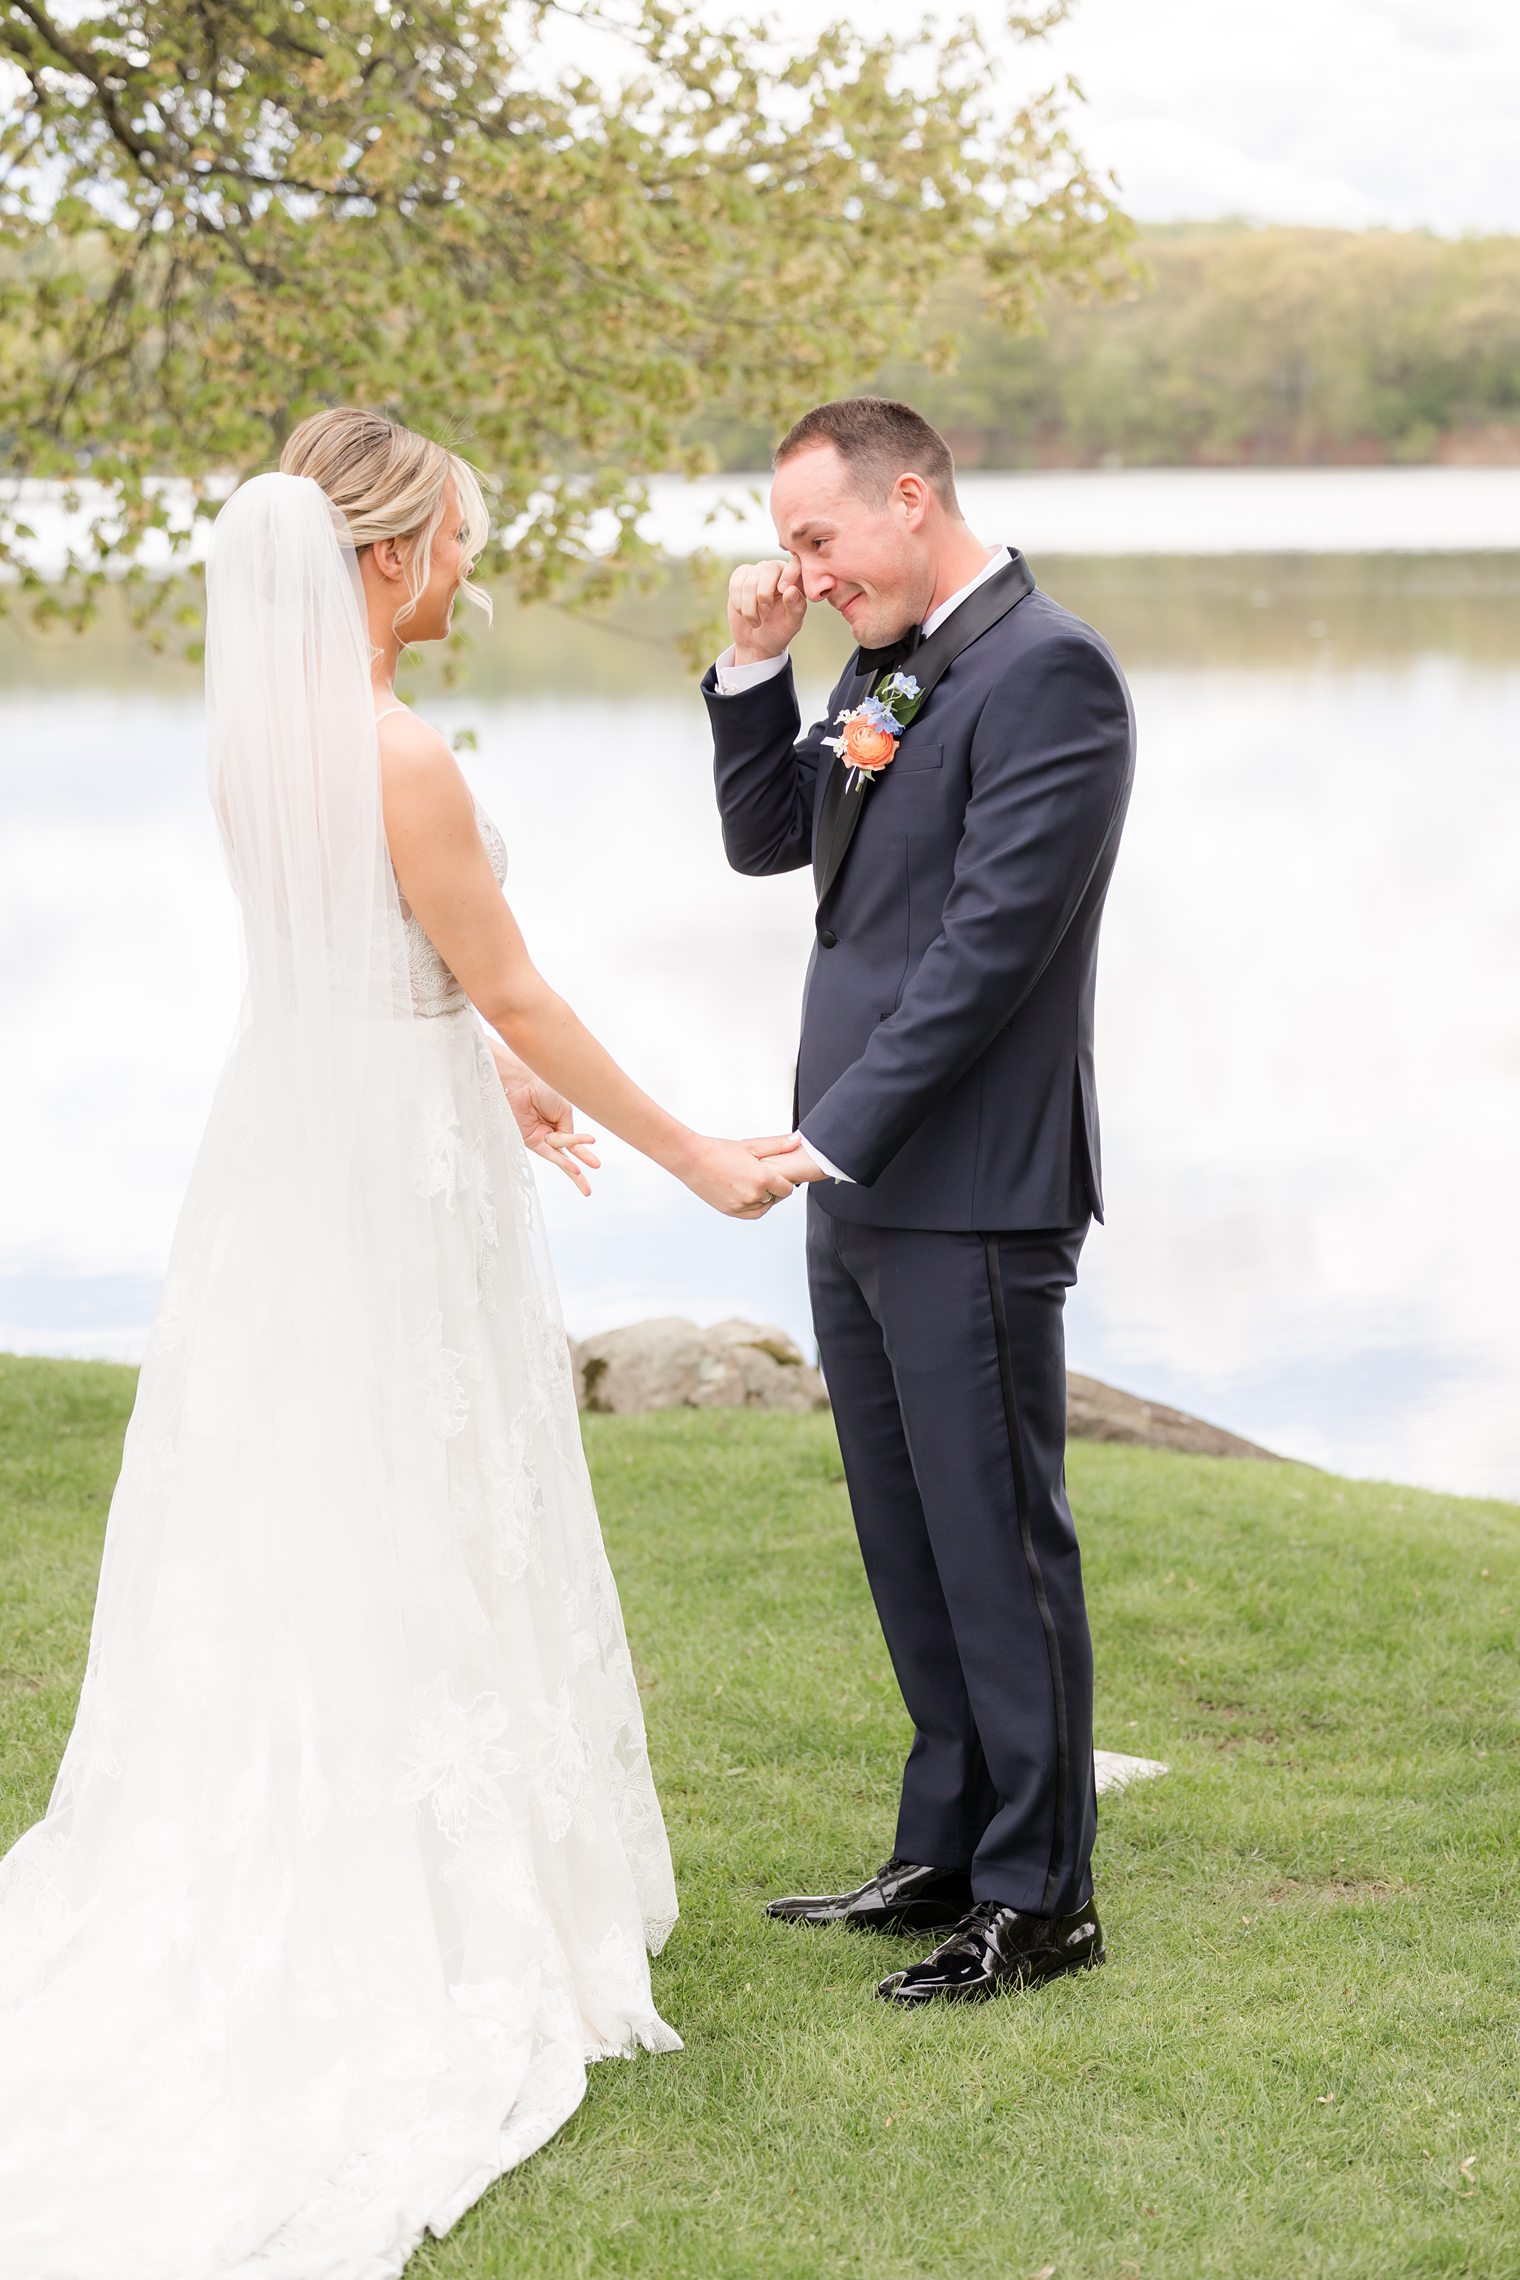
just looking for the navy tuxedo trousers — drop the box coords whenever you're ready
[806,1195,1097,1915]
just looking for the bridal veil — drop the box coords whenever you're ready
[0,474,678,2280]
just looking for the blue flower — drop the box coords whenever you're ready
[881,672,921,702]
[856,695,899,732]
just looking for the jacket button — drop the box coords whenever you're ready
[819,928,838,948]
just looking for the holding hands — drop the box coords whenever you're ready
[677,1132,807,1218]
[492,1038,810,1218]
[476,566,831,1221]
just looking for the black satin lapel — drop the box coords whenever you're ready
[813,761,870,903]
[812,752,845,897]
[811,650,876,897]
[903,549,1035,705]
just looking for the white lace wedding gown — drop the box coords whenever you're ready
[0,744,680,2279]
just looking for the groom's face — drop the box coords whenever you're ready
[771,442,930,649]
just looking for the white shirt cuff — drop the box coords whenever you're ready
[714,645,790,695]
[794,1131,855,1184]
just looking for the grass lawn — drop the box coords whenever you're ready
[2,1352,1519,2279]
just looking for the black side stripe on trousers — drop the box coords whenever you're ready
[984,1235,1069,1917]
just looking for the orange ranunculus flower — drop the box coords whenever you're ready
[841,715,898,771]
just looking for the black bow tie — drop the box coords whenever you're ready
[855,623,922,683]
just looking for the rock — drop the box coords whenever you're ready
[568,1316,1280,1458]
[571,1317,830,1416]
[1067,1372,1279,1461]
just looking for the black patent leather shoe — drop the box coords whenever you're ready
[875,1898,1104,2004]
[765,1856,975,1933]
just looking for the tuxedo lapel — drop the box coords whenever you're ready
[902,547,1036,708]
[812,549,1037,909]
[813,751,871,901]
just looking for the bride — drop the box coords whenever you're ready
[0,409,799,2279]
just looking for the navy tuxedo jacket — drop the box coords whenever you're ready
[704,551,1135,1233]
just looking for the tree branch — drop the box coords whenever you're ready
[2,1,162,171]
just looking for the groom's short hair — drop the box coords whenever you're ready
[775,398,960,513]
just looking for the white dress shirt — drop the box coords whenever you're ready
[714,545,1012,1183]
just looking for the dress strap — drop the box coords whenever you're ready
[373,702,408,725]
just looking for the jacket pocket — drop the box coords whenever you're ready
[892,740,944,775]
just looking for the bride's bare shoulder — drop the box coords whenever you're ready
[375,704,450,768]
[375,707,472,823]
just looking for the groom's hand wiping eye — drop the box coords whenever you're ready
[728,557,807,669]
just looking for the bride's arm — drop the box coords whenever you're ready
[379,713,798,1218]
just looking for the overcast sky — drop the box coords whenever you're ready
[18,3,1515,235]
[724,0,1520,235]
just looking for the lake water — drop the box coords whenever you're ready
[2,473,1516,1502]
[10,466,1520,572]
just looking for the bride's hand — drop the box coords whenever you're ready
[678,1133,802,1218]
[489,1041,601,1197]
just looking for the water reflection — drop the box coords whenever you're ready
[2,551,1516,1501]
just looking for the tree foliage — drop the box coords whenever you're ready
[0,0,1128,629]
[866,223,1520,469]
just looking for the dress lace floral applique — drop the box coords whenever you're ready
[398,1676,520,1846]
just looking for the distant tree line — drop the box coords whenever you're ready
[699,225,1520,469]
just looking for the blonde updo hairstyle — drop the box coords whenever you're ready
[279,406,492,630]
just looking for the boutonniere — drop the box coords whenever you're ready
[822,671,926,793]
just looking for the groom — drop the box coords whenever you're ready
[704,398,1135,2005]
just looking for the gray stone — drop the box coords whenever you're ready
[1067,1372,1280,1461]
[570,1316,830,1416]
[568,1315,1281,1458]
